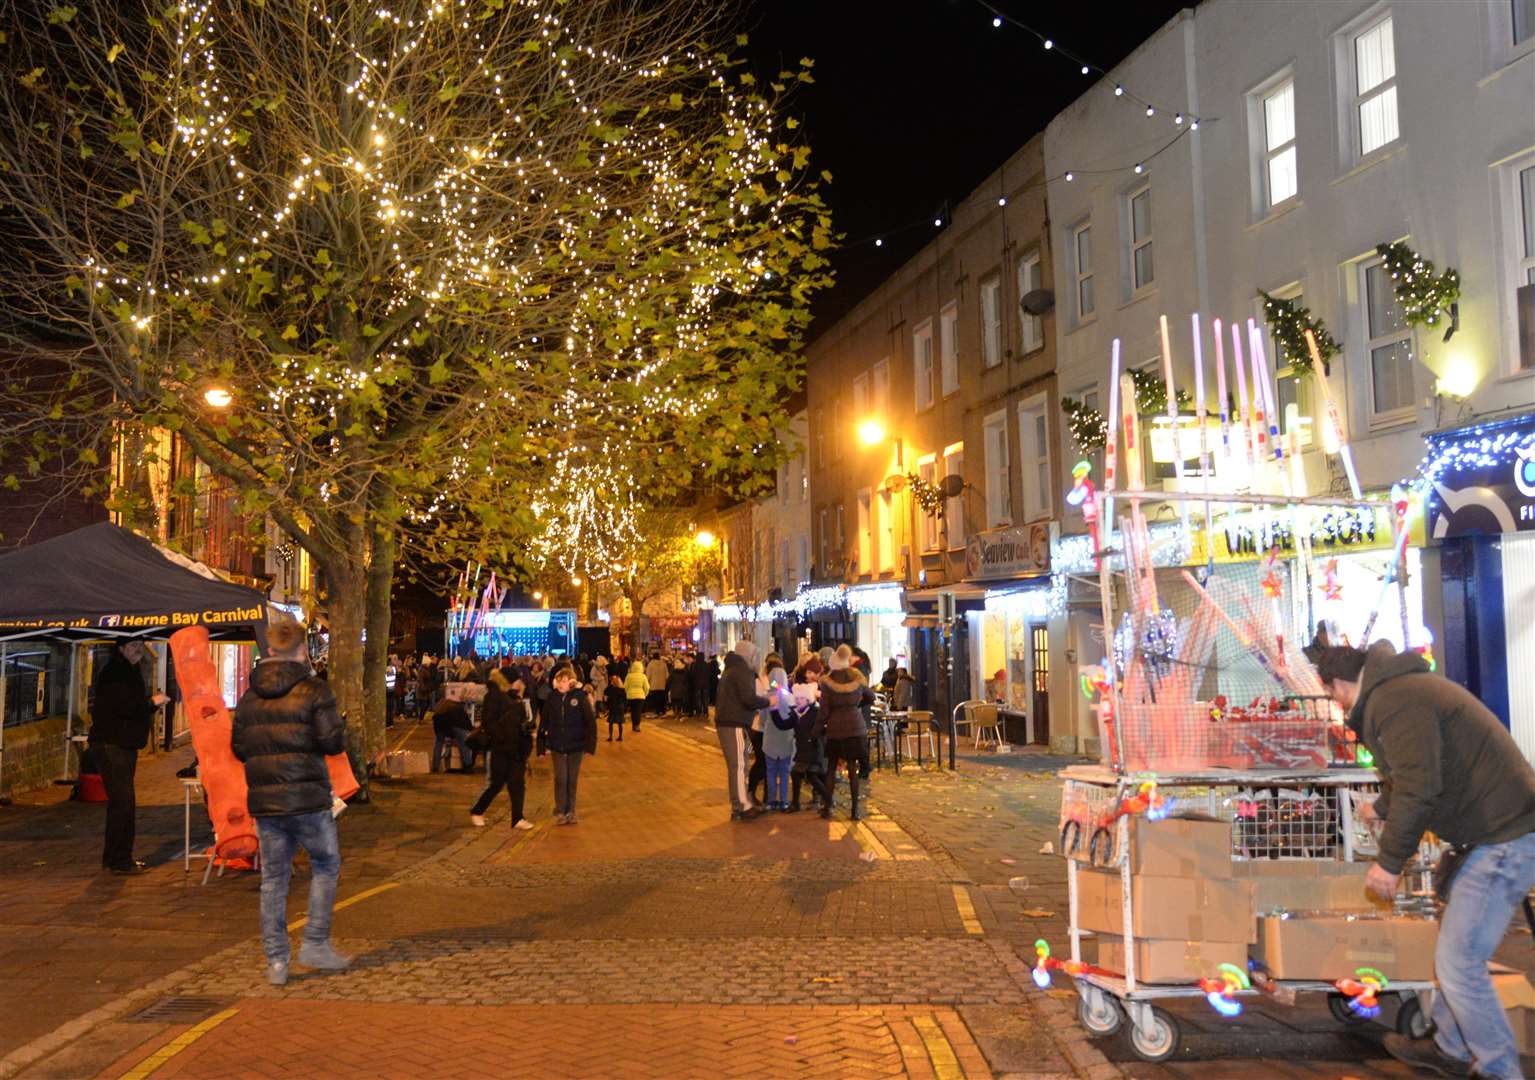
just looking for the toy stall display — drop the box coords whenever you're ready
[1033,315,1441,1062]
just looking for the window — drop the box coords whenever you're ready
[852,371,869,418]
[799,536,810,585]
[918,455,939,552]
[1262,79,1298,208]
[1074,223,1095,319]
[872,357,890,415]
[831,396,843,461]
[815,409,826,469]
[1018,396,1052,521]
[980,276,1003,369]
[982,411,1011,529]
[878,489,895,572]
[817,508,828,575]
[940,302,960,395]
[913,320,935,411]
[1129,185,1154,292]
[1258,289,1313,446]
[1516,0,1535,45]
[857,488,873,574]
[1521,164,1535,287]
[943,443,966,548]
[1017,252,1043,353]
[834,503,846,562]
[1354,15,1399,158]
[1363,258,1414,419]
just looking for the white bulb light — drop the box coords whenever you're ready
[1064,171,1074,182]
[933,218,942,227]
[1145,105,1155,117]
[875,238,883,247]
[1081,65,1090,75]
[1043,39,1053,50]
[1114,85,1124,97]
[997,197,1006,206]
[1134,163,1144,174]
[992,16,1002,27]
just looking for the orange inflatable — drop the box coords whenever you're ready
[170,625,259,861]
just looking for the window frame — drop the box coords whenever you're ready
[834,503,846,566]
[917,455,940,553]
[852,371,870,419]
[1128,183,1154,294]
[814,409,826,469]
[1261,77,1299,210]
[1073,221,1095,322]
[1351,12,1400,161]
[943,442,966,550]
[1017,394,1053,522]
[817,507,828,576]
[982,409,1011,530]
[1016,251,1044,353]
[913,320,935,412]
[1517,0,1535,46]
[979,275,1003,369]
[940,302,960,395]
[1360,255,1416,425]
[856,487,873,575]
[872,357,891,415]
[1255,285,1314,448]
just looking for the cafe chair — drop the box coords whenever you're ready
[971,703,1003,750]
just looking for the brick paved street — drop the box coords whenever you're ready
[3,714,1526,1078]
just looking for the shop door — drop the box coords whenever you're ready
[1030,623,1049,745]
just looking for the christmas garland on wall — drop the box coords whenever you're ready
[1374,241,1461,329]
[906,472,946,517]
[1259,291,1339,373]
[1059,369,1191,453]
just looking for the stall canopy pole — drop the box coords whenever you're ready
[62,645,78,781]
[0,642,8,799]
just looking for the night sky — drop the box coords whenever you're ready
[741,0,1190,331]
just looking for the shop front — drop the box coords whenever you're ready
[1420,410,1535,759]
[963,522,1052,745]
[847,583,908,676]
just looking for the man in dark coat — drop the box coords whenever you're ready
[470,669,535,829]
[714,640,770,821]
[232,619,349,987]
[1319,641,1535,1080]
[536,665,597,824]
[687,653,711,717]
[89,640,168,874]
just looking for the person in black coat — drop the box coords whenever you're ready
[604,675,627,742]
[469,670,535,829]
[88,640,168,874]
[686,654,711,717]
[537,665,597,824]
[231,619,350,987]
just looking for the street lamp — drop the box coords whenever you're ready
[857,419,885,447]
[694,529,716,549]
[203,386,233,409]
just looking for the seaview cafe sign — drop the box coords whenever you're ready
[1187,503,1418,565]
[965,522,1051,580]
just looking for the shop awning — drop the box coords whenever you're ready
[902,584,987,603]
[0,522,268,642]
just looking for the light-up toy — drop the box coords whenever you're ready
[1067,460,1100,567]
[1031,939,1117,989]
[1199,963,1251,1017]
[1334,968,1388,1019]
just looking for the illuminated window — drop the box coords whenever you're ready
[1354,15,1399,158]
[1262,79,1297,207]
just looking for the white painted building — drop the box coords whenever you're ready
[1042,0,1535,752]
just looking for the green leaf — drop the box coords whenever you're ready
[115,190,137,209]
[19,68,44,90]
[106,43,125,64]
[437,81,461,103]
[428,358,449,384]
[47,5,77,25]
[180,220,212,245]
[281,324,299,341]
[314,248,331,267]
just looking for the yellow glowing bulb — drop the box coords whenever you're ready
[203,386,233,409]
[1435,353,1479,399]
[694,529,716,549]
[571,576,583,587]
[532,590,543,600]
[858,419,886,446]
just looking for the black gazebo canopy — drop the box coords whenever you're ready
[0,522,268,642]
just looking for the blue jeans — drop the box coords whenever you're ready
[1432,830,1535,1079]
[256,810,341,965]
[765,755,792,806]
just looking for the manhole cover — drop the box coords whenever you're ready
[126,996,232,1024]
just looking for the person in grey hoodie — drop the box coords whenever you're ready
[714,639,770,821]
[1319,640,1535,1080]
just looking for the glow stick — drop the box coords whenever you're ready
[1158,317,1189,537]
[1192,314,1211,493]
[1103,339,1122,539]
[1120,371,1143,491]
[1304,329,1362,500]
[1245,323,1271,471]
[1249,320,1284,464]
[1181,570,1289,689]
[1229,323,1256,485]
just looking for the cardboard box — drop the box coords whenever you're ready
[1077,867,1256,944]
[1127,815,1234,880]
[1255,912,1438,981]
[380,749,431,777]
[1490,964,1535,1054]
[1234,859,1384,914]
[1097,934,1250,984]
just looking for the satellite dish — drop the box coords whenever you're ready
[939,473,966,499]
[1020,288,1055,317]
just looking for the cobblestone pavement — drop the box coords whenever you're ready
[9,710,1528,1078]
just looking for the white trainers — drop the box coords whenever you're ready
[469,814,487,827]
[514,818,534,831]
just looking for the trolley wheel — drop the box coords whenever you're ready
[1129,1007,1181,1063]
[1396,994,1430,1039]
[1077,989,1124,1037]
[1328,992,1371,1026]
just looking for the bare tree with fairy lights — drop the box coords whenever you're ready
[0,0,832,765]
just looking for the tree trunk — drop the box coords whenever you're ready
[319,564,375,768]
[362,527,395,757]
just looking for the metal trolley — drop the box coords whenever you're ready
[1055,765,1438,1063]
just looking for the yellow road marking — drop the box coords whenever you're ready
[287,881,400,932]
[852,820,893,860]
[387,717,422,755]
[952,884,984,936]
[118,1008,238,1080]
[912,1014,967,1080]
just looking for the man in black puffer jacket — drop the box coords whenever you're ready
[232,619,349,988]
